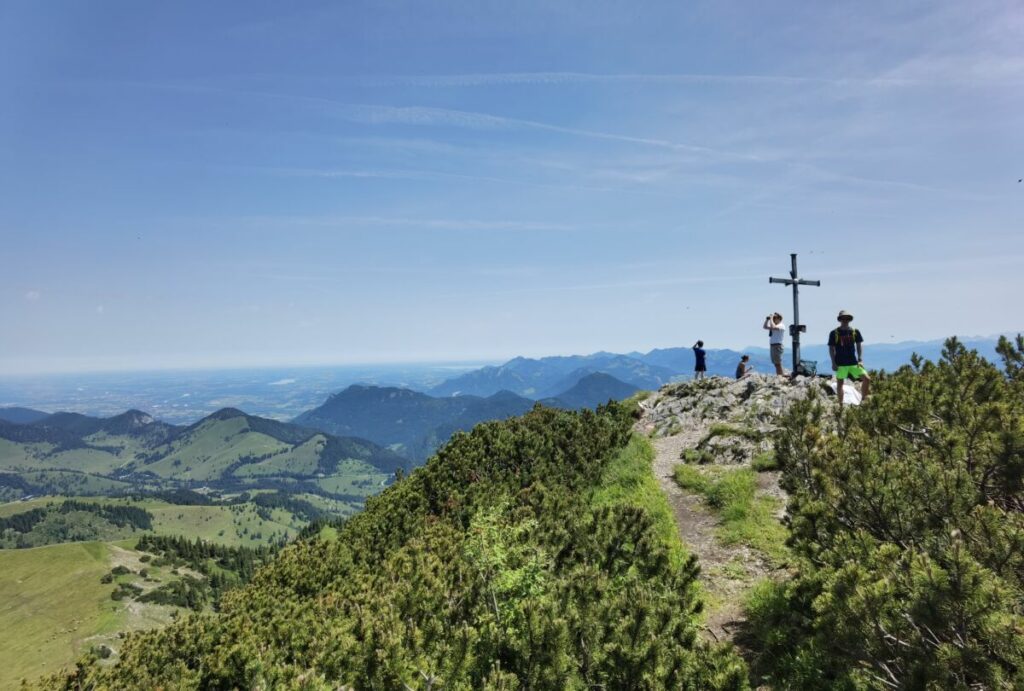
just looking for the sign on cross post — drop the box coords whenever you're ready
[769,254,820,375]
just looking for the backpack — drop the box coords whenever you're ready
[831,328,858,347]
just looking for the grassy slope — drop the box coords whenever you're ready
[231,434,324,477]
[12,469,133,495]
[0,497,303,547]
[0,438,48,467]
[0,542,118,688]
[592,433,688,570]
[311,458,387,497]
[145,418,289,480]
[0,541,191,688]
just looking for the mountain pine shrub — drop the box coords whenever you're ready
[746,337,1024,689]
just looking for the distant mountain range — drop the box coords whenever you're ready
[0,406,51,425]
[425,335,1016,401]
[294,385,536,461]
[428,353,677,398]
[0,408,403,502]
[427,347,768,399]
[539,372,639,410]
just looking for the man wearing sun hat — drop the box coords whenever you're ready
[828,310,871,407]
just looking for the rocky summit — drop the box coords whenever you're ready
[641,373,835,443]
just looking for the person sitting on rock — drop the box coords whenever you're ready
[693,341,707,380]
[828,309,871,407]
[735,355,752,379]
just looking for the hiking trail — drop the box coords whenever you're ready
[636,374,831,644]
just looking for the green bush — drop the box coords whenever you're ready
[750,451,778,472]
[681,448,716,465]
[701,424,763,445]
[749,337,1024,689]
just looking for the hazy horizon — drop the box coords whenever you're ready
[1,330,1019,378]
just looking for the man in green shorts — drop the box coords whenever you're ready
[828,310,870,407]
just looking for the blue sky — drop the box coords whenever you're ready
[1,0,1022,374]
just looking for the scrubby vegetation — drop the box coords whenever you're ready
[44,404,748,690]
[745,337,1024,689]
[0,501,153,547]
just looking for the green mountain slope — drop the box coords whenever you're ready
[540,372,640,409]
[294,385,535,460]
[0,407,50,424]
[0,408,403,499]
[40,404,748,690]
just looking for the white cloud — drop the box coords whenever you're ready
[24,290,41,301]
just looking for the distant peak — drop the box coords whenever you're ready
[208,408,247,421]
[488,389,524,400]
[113,409,156,425]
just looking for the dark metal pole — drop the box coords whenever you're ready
[791,253,800,372]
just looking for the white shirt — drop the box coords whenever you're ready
[768,322,786,345]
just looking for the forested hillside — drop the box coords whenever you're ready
[0,407,400,503]
[43,403,748,689]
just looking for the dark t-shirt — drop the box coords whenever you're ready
[735,362,746,378]
[693,347,707,371]
[828,327,863,366]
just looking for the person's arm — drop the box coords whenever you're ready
[763,317,772,330]
[856,342,864,364]
[828,332,838,370]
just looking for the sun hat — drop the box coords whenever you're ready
[837,310,854,321]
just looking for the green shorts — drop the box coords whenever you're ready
[835,364,867,381]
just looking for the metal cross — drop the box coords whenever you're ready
[769,253,820,374]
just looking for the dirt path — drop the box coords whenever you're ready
[648,431,772,642]
[635,377,807,644]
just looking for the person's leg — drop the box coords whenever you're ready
[860,372,871,399]
[772,345,784,375]
[837,375,845,406]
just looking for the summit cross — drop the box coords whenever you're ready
[769,253,821,374]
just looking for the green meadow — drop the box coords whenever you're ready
[0,541,177,688]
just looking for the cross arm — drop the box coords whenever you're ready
[769,277,820,286]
